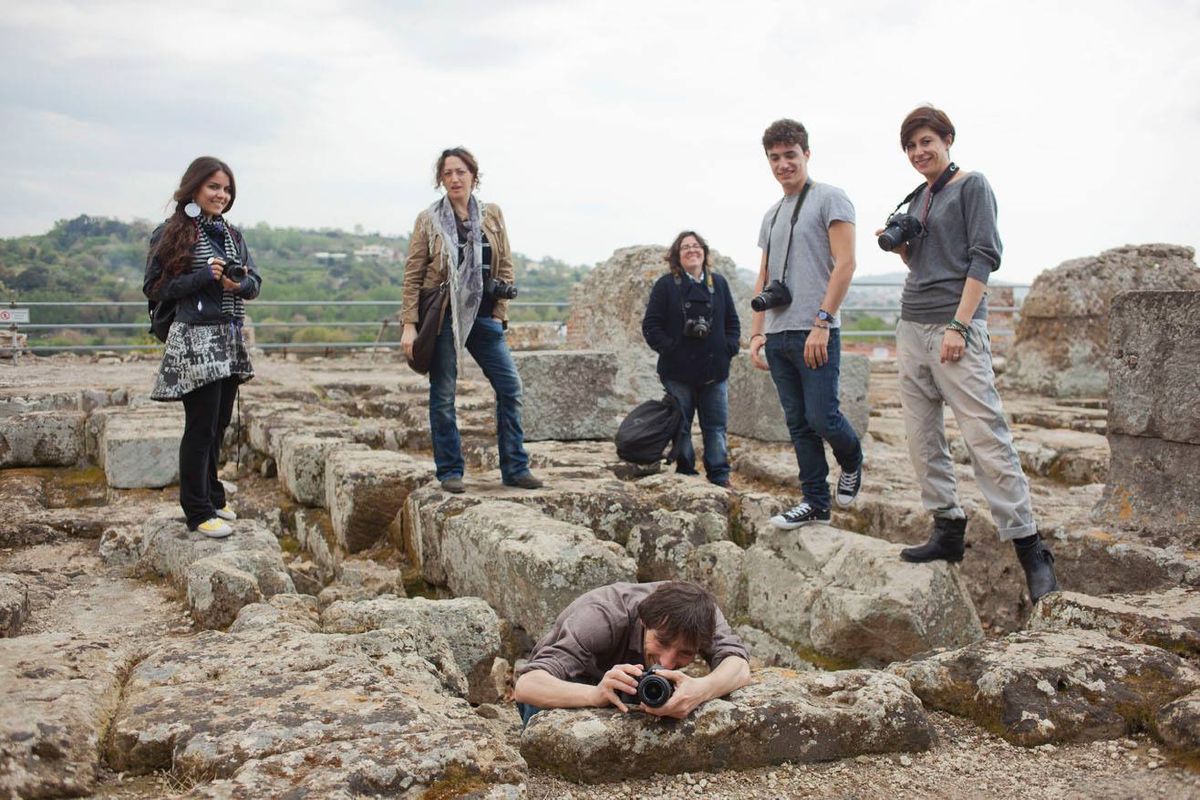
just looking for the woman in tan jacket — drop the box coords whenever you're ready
[401,147,542,493]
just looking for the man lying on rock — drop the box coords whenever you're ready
[512,580,751,724]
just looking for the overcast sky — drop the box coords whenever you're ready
[2,0,1197,281]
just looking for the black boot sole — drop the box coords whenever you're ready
[900,550,964,564]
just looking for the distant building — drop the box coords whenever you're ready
[313,252,349,263]
[354,245,396,262]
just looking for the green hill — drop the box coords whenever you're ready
[0,215,589,348]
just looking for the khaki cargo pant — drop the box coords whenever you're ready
[896,319,1037,541]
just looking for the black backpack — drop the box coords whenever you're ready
[147,298,176,343]
[615,394,686,465]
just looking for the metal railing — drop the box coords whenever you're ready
[3,280,1029,354]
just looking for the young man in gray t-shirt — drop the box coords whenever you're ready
[748,119,864,527]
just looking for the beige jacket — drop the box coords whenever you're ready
[401,202,515,325]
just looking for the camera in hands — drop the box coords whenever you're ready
[616,666,674,709]
[484,275,518,300]
[877,212,924,252]
[750,279,792,312]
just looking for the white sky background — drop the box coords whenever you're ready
[1,0,1198,281]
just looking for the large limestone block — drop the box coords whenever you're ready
[1156,689,1200,754]
[97,408,182,489]
[1005,244,1200,397]
[325,449,433,553]
[1108,291,1200,444]
[520,668,932,782]
[279,431,368,506]
[315,558,406,608]
[0,633,131,798]
[0,573,29,637]
[137,515,294,629]
[104,614,525,793]
[0,410,85,467]
[1096,434,1200,538]
[241,399,353,460]
[1028,588,1200,657]
[565,245,752,403]
[322,595,503,704]
[513,350,623,441]
[294,507,339,583]
[744,526,983,666]
[727,352,870,442]
[440,501,637,636]
[891,629,1200,746]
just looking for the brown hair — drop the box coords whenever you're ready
[637,581,717,652]
[900,105,955,150]
[762,119,809,153]
[435,147,481,190]
[152,156,236,282]
[665,230,710,278]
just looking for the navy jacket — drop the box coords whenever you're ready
[642,271,741,385]
[143,222,262,325]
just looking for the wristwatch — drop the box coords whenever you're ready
[816,309,834,324]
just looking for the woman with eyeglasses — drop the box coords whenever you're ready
[641,231,741,487]
[879,105,1058,603]
[145,156,261,538]
[400,147,542,494]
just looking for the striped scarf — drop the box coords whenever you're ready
[195,216,245,320]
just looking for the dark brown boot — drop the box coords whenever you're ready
[900,517,967,563]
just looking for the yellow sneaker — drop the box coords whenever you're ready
[196,518,233,538]
[214,505,237,521]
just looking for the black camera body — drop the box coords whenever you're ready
[877,213,924,252]
[616,666,674,709]
[683,316,710,339]
[484,275,518,300]
[225,259,247,282]
[750,279,792,312]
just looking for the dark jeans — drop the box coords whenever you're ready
[765,328,862,510]
[179,376,239,528]
[429,314,530,483]
[661,377,730,484]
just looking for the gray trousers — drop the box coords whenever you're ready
[896,319,1036,541]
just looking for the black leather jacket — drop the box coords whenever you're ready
[143,222,262,324]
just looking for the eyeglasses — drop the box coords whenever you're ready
[679,244,704,252]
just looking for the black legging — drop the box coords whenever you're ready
[179,376,239,528]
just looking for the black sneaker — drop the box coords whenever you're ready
[835,466,862,508]
[503,472,544,490]
[769,502,831,530]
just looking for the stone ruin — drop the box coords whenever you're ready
[1,246,1199,798]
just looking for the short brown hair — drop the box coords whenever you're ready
[665,230,710,278]
[762,119,809,152]
[637,581,717,652]
[434,147,481,189]
[900,105,955,150]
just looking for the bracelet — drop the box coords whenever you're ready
[946,318,972,344]
[751,333,766,341]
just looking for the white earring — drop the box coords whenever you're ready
[184,202,201,218]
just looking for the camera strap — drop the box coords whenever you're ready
[888,162,959,217]
[765,179,812,285]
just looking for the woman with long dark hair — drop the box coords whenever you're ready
[400,147,541,493]
[144,156,261,537]
[641,231,741,487]
[879,105,1058,602]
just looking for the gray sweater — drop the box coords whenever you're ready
[900,172,1002,323]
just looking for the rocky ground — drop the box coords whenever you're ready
[2,349,1199,799]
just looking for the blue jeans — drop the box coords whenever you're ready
[765,328,862,510]
[661,378,730,484]
[429,314,531,484]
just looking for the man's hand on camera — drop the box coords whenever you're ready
[805,326,830,368]
[597,664,642,713]
[749,335,769,371]
[639,669,707,720]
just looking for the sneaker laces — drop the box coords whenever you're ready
[783,502,814,522]
[838,469,860,492]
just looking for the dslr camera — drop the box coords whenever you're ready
[209,256,246,282]
[877,213,924,252]
[484,275,518,300]
[683,316,711,339]
[750,279,792,312]
[616,666,674,709]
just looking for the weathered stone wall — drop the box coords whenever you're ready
[512,350,624,441]
[1005,244,1199,397]
[1095,290,1200,543]
[727,351,870,441]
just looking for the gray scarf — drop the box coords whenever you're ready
[431,195,483,361]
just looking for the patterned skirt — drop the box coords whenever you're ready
[151,321,254,401]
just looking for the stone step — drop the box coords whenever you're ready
[92,407,183,489]
[0,410,85,468]
[325,449,434,553]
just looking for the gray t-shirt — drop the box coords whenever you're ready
[757,181,855,333]
[900,171,1002,324]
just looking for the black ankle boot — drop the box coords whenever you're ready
[1015,534,1059,603]
[900,517,967,563]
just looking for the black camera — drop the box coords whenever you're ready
[616,666,674,709]
[225,260,247,282]
[877,213,924,252]
[484,275,518,300]
[683,316,710,339]
[750,279,792,312]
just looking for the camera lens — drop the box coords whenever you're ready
[226,264,247,281]
[877,227,902,251]
[638,674,673,708]
[750,294,769,312]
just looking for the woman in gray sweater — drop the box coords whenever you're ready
[878,105,1059,603]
